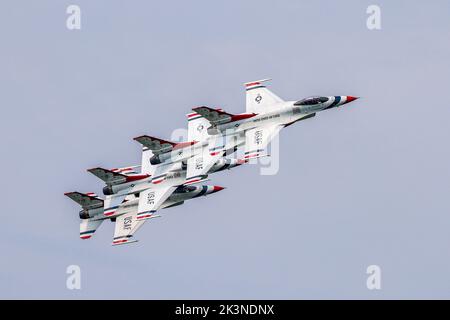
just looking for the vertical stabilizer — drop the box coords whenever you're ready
[245,78,284,114]
[140,148,155,175]
[187,110,211,142]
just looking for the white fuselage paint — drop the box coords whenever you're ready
[216,96,347,137]
[94,184,221,220]
[216,100,327,134]
[89,158,242,221]
[87,97,348,222]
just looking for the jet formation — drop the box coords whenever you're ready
[65,79,358,245]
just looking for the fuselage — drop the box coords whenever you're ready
[100,184,224,220]
[211,96,357,135]
[86,157,243,220]
[88,96,357,221]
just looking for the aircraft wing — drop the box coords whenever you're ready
[80,219,103,240]
[112,184,177,245]
[244,124,284,159]
[136,185,177,220]
[151,161,179,184]
[103,192,129,217]
[112,211,146,245]
[185,136,226,184]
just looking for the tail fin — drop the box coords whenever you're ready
[65,192,105,239]
[79,219,103,239]
[187,110,212,142]
[245,78,284,114]
[133,135,158,175]
[134,135,197,173]
[140,148,155,175]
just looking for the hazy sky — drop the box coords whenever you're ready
[1,0,450,299]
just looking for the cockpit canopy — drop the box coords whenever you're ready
[294,96,329,106]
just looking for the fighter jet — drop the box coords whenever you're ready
[66,115,259,245]
[65,184,224,244]
[66,151,258,245]
[183,79,358,183]
[65,78,358,246]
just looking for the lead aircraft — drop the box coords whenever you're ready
[65,79,358,245]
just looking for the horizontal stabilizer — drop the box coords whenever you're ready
[192,106,256,126]
[134,135,196,155]
[110,166,140,175]
[87,167,127,185]
[65,191,103,209]
[88,167,150,185]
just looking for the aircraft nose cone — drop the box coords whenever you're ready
[212,186,225,193]
[345,96,359,103]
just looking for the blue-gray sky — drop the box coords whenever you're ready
[1,0,450,299]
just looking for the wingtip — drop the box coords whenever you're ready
[133,135,147,141]
[133,135,151,146]
[244,78,272,87]
[111,239,139,246]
